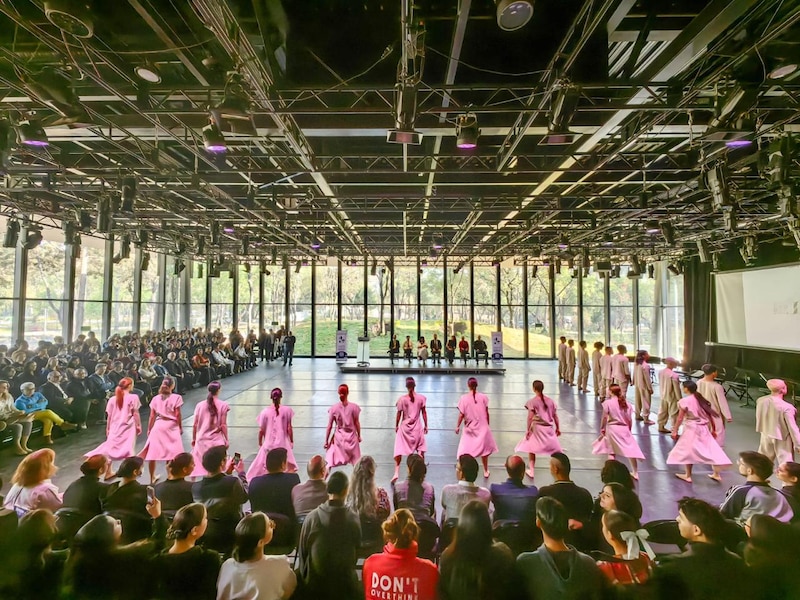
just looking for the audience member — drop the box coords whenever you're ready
[249,447,301,546]
[297,471,362,600]
[392,453,436,523]
[719,451,793,525]
[346,454,391,523]
[755,378,800,464]
[291,455,329,518]
[363,509,439,600]
[596,509,654,586]
[154,452,195,518]
[490,455,538,523]
[742,513,800,600]
[61,455,109,519]
[438,500,521,600]
[440,454,491,523]
[15,381,76,444]
[536,452,594,551]
[2,509,65,600]
[598,482,643,522]
[517,497,608,600]
[100,456,150,544]
[776,460,800,519]
[3,448,62,512]
[0,378,34,455]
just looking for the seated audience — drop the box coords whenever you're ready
[154,452,195,518]
[15,381,76,444]
[598,482,643,522]
[719,450,793,525]
[392,453,437,524]
[153,503,221,600]
[517,497,608,600]
[441,454,491,523]
[297,471,362,600]
[536,452,594,551]
[61,455,109,519]
[41,370,90,429]
[777,460,800,520]
[3,448,62,512]
[0,378,34,455]
[743,513,800,599]
[490,455,538,523]
[291,455,329,519]
[249,448,301,518]
[651,496,754,600]
[191,445,248,556]
[100,456,150,544]
[363,509,439,600]
[346,455,391,525]
[595,509,654,586]
[438,500,520,600]
[0,509,64,600]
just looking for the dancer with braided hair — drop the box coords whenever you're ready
[592,384,645,480]
[324,383,362,467]
[85,377,141,480]
[247,387,296,480]
[455,377,499,479]
[515,379,562,480]
[190,381,230,477]
[392,377,429,483]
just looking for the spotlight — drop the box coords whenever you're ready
[645,221,660,234]
[455,113,479,149]
[567,257,575,269]
[120,235,131,259]
[660,222,676,246]
[196,236,205,255]
[120,176,136,213]
[222,222,235,234]
[137,229,149,246]
[387,83,422,145]
[210,221,220,246]
[705,163,732,210]
[310,239,322,250]
[17,120,49,147]
[96,197,112,233]
[271,247,278,265]
[768,62,799,80]
[241,235,250,255]
[77,210,92,231]
[555,258,562,273]
[371,259,377,276]
[712,253,720,271]
[557,234,569,250]
[667,263,681,276]
[140,252,150,271]
[543,86,580,145]
[44,0,93,38]
[740,235,758,264]
[282,255,289,270]
[531,264,538,278]
[173,259,185,275]
[647,264,655,279]
[697,239,711,263]
[23,227,43,250]
[723,206,737,232]
[602,233,614,247]
[3,219,19,248]
[629,255,642,275]
[134,63,161,84]
[496,0,534,31]
[202,122,227,154]
[295,260,301,274]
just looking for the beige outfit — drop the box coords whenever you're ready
[591,350,602,396]
[657,367,682,430]
[565,347,576,385]
[599,354,614,399]
[611,354,631,397]
[633,361,653,419]
[697,379,732,447]
[755,394,800,464]
[557,343,567,381]
[577,349,590,391]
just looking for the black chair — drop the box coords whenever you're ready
[104,510,152,545]
[435,518,459,562]
[474,348,489,366]
[264,512,296,556]
[492,520,541,557]
[642,519,687,554]
[416,517,440,560]
[55,507,95,547]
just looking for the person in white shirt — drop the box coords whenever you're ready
[216,512,297,600]
[591,342,604,398]
[632,350,654,423]
[611,345,631,398]
[657,357,682,434]
[557,337,567,382]
[756,379,800,464]
[565,340,577,386]
[211,345,234,377]
[599,346,614,401]
[577,341,590,393]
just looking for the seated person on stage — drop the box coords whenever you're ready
[445,335,457,365]
[388,335,400,363]
[473,335,489,365]
[403,336,414,363]
[490,455,538,524]
[430,334,442,365]
[458,337,470,365]
[417,337,429,363]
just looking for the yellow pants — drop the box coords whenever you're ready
[32,410,64,436]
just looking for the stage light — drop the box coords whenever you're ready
[173,259,185,275]
[387,83,422,145]
[196,236,205,255]
[241,235,250,255]
[725,138,753,149]
[3,219,19,248]
[17,120,49,147]
[134,63,161,84]
[647,264,655,279]
[697,239,711,263]
[44,0,93,38]
[567,257,575,269]
[555,259,562,273]
[244,263,251,273]
[223,222,235,234]
[630,255,642,275]
[196,263,203,278]
[96,197,111,233]
[531,264,538,278]
[283,255,289,270]
[120,235,131,259]
[723,206,737,232]
[740,235,758,264]
[667,263,681,276]
[660,222,676,246]
[496,0,534,31]
[120,176,136,213]
[706,163,732,211]
[210,221,220,246]
[295,260,301,274]
[137,229,149,247]
[557,234,569,250]
[543,86,580,146]
[371,259,377,276]
[455,113,479,149]
[645,221,660,234]
[311,238,322,250]
[602,233,614,247]
[202,122,227,154]
[769,62,798,80]
[271,247,278,265]
[140,252,150,271]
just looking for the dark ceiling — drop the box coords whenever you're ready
[1,0,799,268]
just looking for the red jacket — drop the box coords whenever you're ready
[363,542,439,600]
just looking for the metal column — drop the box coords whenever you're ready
[11,233,28,345]
[62,242,77,342]
[101,236,114,339]
[132,247,143,333]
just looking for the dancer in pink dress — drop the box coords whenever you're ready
[85,377,141,480]
[392,377,429,482]
[515,380,562,479]
[324,384,362,467]
[190,381,230,477]
[667,380,731,483]
[247,387,297,480]
[455,377,499,478]
[592,384,645,479]
[139,377,184,484]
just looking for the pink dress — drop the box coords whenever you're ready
[246,405,297,480]
[592,398,645,459]
[394,393,427,457]
[515,394,562,455]
[86,393,141,461]
[326,402,361,467]
[139,393,185,461]
[456,392,499,458]
[667,395,732,466]
[190,398,230,477]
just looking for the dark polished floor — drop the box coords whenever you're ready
[0,359,764,522]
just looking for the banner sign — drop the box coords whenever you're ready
[336,330,348,362]
[491,331,503,362]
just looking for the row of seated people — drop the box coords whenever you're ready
[390,334,491,366]
[3,442,800,599]
[0,328,260,452]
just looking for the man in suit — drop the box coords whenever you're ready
[536,452,594,551]
[87,362,114,403]
[41,370,90,429]
[490,455,538,523]
[473,335,488,365]
[282,331,296,367]
[440,454,491,523]
[292,455,329,518]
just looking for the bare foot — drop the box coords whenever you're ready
[675,473,692,483]
[707,473,722,482]
[632,472,639,480]
[390,472,399,484]
[150,475,161,485]
[525,468,535,479]
[483,470,490,478]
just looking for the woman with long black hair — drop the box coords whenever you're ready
[667,380,732,482]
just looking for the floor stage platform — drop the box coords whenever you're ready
[339,360,506,375]
[0,358,764,524]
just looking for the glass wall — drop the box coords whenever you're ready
[638,275,655,352]
[209,268,233,332]
[527,266,551,357]
[665,270,685,359]
[262,268,286,333]
[554,269,578,343]
[581,272,606,345]
[290,265,312,355]
[473,266,497,352]
[420,266,443,343]
[393,266,417,352]
[25,240,66,343]
[164,255,182,331]
[314,265,338,355]
[189,261,207,329]
[111,250,135,334]
[74,245,104,336]
[609,271,635,350]
[367,265,391,355]
[500,266,524,358]
[238,265,259,336]
[447,265,470,346]
[0,247,15,345]
[140,254,161,332]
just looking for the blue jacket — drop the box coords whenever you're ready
[15,392,48,413]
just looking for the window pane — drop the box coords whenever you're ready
[554,270,578,342]
[394,267,417,339]
[420,266,443,340]
[190,261,207,304]
[528,267,551,357]
[290,265,312,354]
[315,265,338,355]
[74,301,103,338]
[238,265,259,335]
[582,273,606,344]
[0,247,16,345]
[140,303,158,332]
[0,299,12,346]
[500,267,524,358]
[24,299,62,344]
[447,265,470,341]
[264,269,286,330]
[609,272,634,349]
[111,255,135,303]
[210,269,233,304]
[26,240,66,341]
[638,277,655,352]
[209,303,233,331]
[474,266,497,343]
[141,256,161,303]
[368,266,391,355]
[112,303,135,334]
[666,272,684,359]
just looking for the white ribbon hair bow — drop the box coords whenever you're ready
[620,529,656,560]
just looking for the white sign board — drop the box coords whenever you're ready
[491,331,503,362]
[336,330,348,362]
